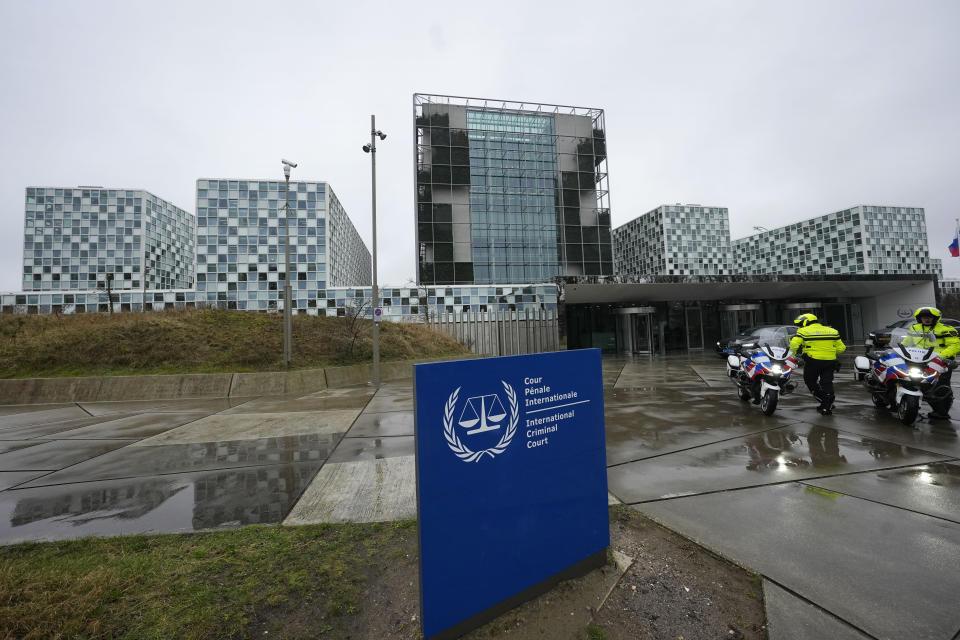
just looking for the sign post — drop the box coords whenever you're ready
[373,306,383,323]
[414,349,608,639]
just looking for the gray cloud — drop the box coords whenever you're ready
[1,0,958,292]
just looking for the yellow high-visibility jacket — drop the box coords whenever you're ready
[909,322,960,358]
[789,322,846,360]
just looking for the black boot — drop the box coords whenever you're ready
[812,389,825,408]
[928,397,952,420]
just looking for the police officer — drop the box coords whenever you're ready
[789,313,846,415]
[910,306,959,419]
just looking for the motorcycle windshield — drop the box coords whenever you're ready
[747,327,793,360]
[889,328,937,363]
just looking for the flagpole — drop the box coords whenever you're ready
[952,218,960,258]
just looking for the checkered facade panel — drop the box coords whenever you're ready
[326,187,371,287]
[733,206,940,276]
[614,205,731,276]
[22,187,193,292]
[193,179,370,312]
[615,204,940,278]
[941,280,960,295]
[0,284,557,319]
[144,195,195,289]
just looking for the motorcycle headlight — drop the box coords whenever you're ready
[909,368,923,378]
[770,364,783,374]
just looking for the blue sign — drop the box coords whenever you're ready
[414,349,609,639]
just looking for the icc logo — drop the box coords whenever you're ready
[443,381,519,462]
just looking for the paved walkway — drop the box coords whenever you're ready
[607,354,960,640]
[1,354,959,639]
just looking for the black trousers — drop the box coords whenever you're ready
[803,356,835,406]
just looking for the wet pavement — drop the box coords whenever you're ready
[0,392,361,544]
[2,353,960,638]
[608,353,960,640]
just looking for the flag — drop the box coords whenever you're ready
[951,220,960,258]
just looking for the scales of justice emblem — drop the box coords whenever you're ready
[443,381,519,462]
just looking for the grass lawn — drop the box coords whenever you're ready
[0,308,469,378]
[0,509,769,640]
[0,521,419,640]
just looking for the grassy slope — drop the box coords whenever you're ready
[0,522,417,640]
[0,309,470,378]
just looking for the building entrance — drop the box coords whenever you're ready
[686,306,704,350]
[781,302,821,325]
[720,304,761,339]
[615,307,657,355]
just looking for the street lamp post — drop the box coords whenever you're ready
[362,116,387,387]
[105,273,115,314]
[282,159,298,368]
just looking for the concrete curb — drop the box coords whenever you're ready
[0,354,480,405]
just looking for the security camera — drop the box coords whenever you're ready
[376,131,387,141]
[281,159,298,168]
[362,144,372,153]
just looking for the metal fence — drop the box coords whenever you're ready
[428,309,560,356]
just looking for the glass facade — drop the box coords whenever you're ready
[22,187,193,292]
[415,94,613,285]
[467,109,560,282]
[194,179,371,312]
[615,204,941,279]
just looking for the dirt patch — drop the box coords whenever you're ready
[257,506,766,639]
[589,506,767,640]
[247,524,423,640]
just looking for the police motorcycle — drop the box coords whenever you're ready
[854,327,954,426]
[726,327,799,415]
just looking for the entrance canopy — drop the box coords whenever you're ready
[561,275,937,305]
[558,275,939,354]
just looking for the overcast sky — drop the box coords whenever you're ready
[1,0,958,291]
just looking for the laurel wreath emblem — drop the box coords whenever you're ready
[443,381,519,462]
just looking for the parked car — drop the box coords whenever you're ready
[715,324,798,356]
[865,317,960,351]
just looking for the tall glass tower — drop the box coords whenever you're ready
[414,94,613,285]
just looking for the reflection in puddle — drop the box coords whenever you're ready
[191,463,324,530]
[878,462,960,487]
[743,427,914,472]
[0,461,324,545]
[19,434,340,488]
[745,430,808,471]
[12,477,186,527]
